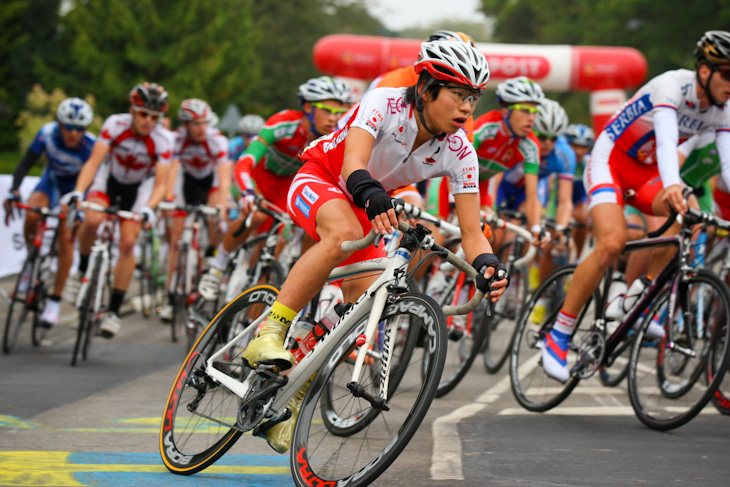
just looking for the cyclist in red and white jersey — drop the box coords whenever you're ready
[158,98,230,321]
[472,77,543,223]
[61,82,174,338]
[241,40,508,453]
[197,76,352,301]
[543,31,730,382]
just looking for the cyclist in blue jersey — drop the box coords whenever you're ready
[3,98,96,329]
[228,114,265,161]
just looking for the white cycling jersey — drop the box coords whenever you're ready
[98,113,174,184]
[593,69,730,189]
[303,87,479,197]
[173,126,228,179]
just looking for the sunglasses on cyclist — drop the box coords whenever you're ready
[438,83,482,106]
[62,123,86,132]
[311,102,349,116]
[133,107,162,122]
[508,104,540,115]
[534,131,557,142]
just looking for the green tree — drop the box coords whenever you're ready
[249,0,387,115]
[0,0,63,150]
[35,0,260,122]
[479,0,730,121]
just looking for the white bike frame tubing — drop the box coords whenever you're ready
[204,249,411,416]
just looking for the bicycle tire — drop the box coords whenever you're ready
[3,254,37,354]
[138,234,152,318]
[30,252,54,347]
[627,270,730,430]
[291,292,446,487]
[160,284,278,475]
[484,266,525,374]
[72,261,99,366]
[171,247,188,343]
[509,264,599,412]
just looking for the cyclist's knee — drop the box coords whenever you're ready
[118,235,137,255]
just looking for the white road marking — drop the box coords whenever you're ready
[431,352,540,480]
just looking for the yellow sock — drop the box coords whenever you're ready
[268,301,298,328]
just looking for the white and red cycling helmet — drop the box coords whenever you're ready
[178,98,211,122]
[415,40,490,91]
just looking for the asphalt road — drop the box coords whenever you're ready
[1,279,729,487]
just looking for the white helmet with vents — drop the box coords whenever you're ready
[564,123,595,147]
[298,76,353,104]
[415,40,490,90]
[534,99,569,137]
[178,98,211,122]
[57,97,93,127]
[238,114,264,135]
[496,76,545,105]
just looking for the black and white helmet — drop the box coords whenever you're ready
[415,40,490,90]
[496,76,545,105]
[694,30,730,66]
[57,97,93,127]
[178,98,211,122]
[298,76,352,104]
[534,99,569,137]
[238,114,264,135]
[564,123,595,147]
[129,82,169,112]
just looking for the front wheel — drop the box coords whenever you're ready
[3,254,37,354]
[160,284,278,475]
[484,266,525,374]
[628,270,730,430]
[291,293,446,487]
[509,264,598,412]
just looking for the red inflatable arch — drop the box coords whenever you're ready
[313,34,648,132]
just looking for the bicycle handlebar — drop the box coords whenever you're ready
[158,201,220,217]
[72,201,142,223]
[15,203,65,219]
[340,219,505,316]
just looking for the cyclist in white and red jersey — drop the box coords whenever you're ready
[61,82,174,338]
[158,98,230,321]
[472,76,543,221]
[197,76,352,301]
[240,40,508,454]
[542,31,730,382]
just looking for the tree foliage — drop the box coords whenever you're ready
[479,0,730,122]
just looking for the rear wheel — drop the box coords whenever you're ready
[160,284,278,475]
[628,270,730,430]
[291,292,446,487]
[72,262,99,366]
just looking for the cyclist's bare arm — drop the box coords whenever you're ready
[555,178,574,229]
[146,161,170,209]
[165,158,181,200]
[74,141,110,192]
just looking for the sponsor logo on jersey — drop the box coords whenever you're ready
[385,98,403,114]
[327,187,343,194]
[294,194,311,218]
[677,113,706,132]
[604,93,651,142]
[463,182,477,189]
[424,157,436,165]
[302,185,319,204]
[685,100,696,109]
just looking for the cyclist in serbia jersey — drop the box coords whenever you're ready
[61,82,175,338]
[197,76,353,301]
[3,98,95,329]
[564,123,595,260]
[240,40,508,454]
[542,31,730,382]
[158,98,230,321]
[472,76,543,218]
[229,114,265,162]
